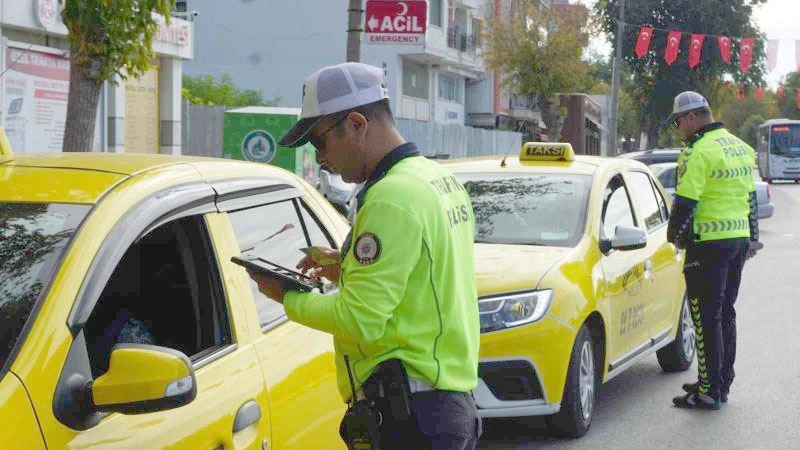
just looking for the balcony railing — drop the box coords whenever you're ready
[447,27,477,53]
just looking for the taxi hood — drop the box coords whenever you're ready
[474,243,571,297]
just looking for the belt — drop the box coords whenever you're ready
[355,378,435,401]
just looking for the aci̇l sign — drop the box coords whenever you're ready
[365,0,427,45]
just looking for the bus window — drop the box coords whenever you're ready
[770,124,800,156]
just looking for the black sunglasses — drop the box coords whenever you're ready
[309,114,348,152]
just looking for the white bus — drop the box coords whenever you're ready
[757,119,800,183]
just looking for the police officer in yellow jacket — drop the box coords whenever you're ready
[666,91,760,410]
[248,62,481,449]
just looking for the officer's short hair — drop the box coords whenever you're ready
[326,99,395,133]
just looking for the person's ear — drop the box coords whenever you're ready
[347,111,369,136]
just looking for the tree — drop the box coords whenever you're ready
[61,0,174,152]
[182,74,279,107]
[776,72,800,120]
[740,114,765,148]
[717,89,779,138]
[482,0,595,141]
[596,0,767,147]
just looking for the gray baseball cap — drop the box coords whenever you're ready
[279,62,390,147]
[664,91,710,125]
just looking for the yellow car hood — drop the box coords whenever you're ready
[475,243,571,296]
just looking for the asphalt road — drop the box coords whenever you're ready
[479,180,800,450]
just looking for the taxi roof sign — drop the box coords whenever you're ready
[519,142,575,162]
[0,127,14,164]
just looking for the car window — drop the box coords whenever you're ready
[458,173,591,247]
[658,167,677,189]
[627,171,665,230]
[228,199,334,328]
[83,215,232,377]
[0,203,90,372]
[651,175,670,222]
[601,175,635,239]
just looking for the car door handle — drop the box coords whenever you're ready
[233,400,262,433]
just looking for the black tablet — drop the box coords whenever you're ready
[231,254,321,292]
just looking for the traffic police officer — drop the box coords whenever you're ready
[666,91,760,410]
[248,62,482,449]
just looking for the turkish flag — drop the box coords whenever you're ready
[755,87,765,101]
[689,34,705,68]
[635,26,654,58]
[664,31,682,66]
[718,36,732,64]
[778,86,785,99]
[740,38,754,73]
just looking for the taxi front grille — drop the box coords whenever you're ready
[479,360,544,401]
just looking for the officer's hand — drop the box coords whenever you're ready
[746,240,762,260]
[297,247,341,284]
[247,269,286,304]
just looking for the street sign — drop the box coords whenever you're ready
[365,0,427,45]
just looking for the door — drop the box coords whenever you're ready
[220,195,346,449]
[625,170,684,343]
[31,213,272,449]
[0,374,46,449]
[599,174,651,365]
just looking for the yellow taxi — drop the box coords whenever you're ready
[444,143,693,437]
[0,134,348,449]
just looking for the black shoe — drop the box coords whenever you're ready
[672,392,721,410]
[682,382,728,403]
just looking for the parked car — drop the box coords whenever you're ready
[649,162,774,219]
[617,148,682,165]
[317,164,359,220]
[442,143,692,437]
[1,141,350,448]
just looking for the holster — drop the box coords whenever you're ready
[365,359,413,421]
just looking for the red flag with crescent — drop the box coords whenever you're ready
[635,26,654,58]
[689,34,705,68]
[754,87,765,101]
[664,31,681,66]
[740,38,754,73]
[718,36,732,64]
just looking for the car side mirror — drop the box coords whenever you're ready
[90,344,197,415]
[610,225,647,251]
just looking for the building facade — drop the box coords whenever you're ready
[1,0,193,154]
[185,0,486,127]
[559,93,602,155]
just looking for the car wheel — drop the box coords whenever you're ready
[546,324,596,438]
[656,295,695,372]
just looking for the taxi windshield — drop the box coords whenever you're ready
[0,203,90,371]
[458,173,591,247]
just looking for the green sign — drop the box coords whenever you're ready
[223,107,318,183]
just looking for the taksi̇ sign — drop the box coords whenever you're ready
[365,0,427,45]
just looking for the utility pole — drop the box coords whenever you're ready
[608,0,625,156]
[346,0,364,62]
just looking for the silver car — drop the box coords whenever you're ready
[650,162,774,220]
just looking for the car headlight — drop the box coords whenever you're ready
[478,289,553,333]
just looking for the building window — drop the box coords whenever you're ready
[438,75,463,103]
[403,60,429,100]
[430,0,442,27]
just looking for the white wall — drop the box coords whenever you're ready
[466,76,493,114]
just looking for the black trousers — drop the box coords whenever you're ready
[683,238,748,399]
[347,390,482,450]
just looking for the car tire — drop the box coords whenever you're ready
[546,324,596,438]
[656,295,695,372]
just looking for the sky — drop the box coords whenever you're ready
[755,0,797,87]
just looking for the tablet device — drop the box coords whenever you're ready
[231,254,321,292]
